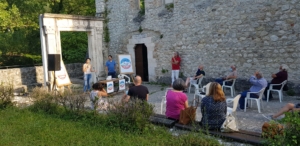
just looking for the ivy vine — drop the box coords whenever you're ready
[103,1,110,43]
[139,0,145,15]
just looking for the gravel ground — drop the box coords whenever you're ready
[13,78,300,134]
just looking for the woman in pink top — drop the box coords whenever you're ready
[166,78,189,120]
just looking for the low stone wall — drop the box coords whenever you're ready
[0,63,83,87]
[157,76,300,95]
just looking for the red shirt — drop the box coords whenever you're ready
[271,71,288,84]
[172,56,181,70]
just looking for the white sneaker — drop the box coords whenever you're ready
[262,114,274,121]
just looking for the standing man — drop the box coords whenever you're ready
[124,75,149,102]
[105,55,117,78]
[263,65,288,101]
[171,52,181,85]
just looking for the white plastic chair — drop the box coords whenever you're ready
[222,79,236,97]
[188,76,204,93]
[267,80,287,102]
[244,88,266,113]
[226,94,241,116]
[193,82,211,106]
[160,87,173,114]
[118,74,131,83]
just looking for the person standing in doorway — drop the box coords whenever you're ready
[83,58,95,93]
[171,52,181,85]
[105,55,117,78]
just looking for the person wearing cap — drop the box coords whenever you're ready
[263,65,288,101]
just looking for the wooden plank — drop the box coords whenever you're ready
[149,116,176,128]
[174,123,264,146]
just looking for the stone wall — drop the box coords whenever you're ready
[0,63,83,87]
[97,0,300,93]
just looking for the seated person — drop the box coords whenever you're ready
[121,83,135,102]
[90,83,108,109]
[265,103,300,120]
[123,75,149,102]
[215,65,237,86]
[166,78,189,120]
[263,65,288,100]
[238,71,267,110]
[200,82,227,130]
[185,65,205,90]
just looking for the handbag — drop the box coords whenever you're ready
[220,114,239,132]
[179,100,199,125]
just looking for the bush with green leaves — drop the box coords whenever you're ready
[266,111,300,145]
[30,87,87,113]
[106,99,154,132]
[29,87,58,114]
[0,83,14,109]
[56,90,87,112]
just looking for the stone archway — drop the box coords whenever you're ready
[39,13,104,86]
[127,34,157,81]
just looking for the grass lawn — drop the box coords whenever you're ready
[0,108,220,146]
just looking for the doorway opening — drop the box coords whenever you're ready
[134,44,149,81]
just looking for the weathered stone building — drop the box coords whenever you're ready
[96,0,300,92]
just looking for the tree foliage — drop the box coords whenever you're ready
[0,0,95,66]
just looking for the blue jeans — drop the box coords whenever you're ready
[215,78,233,86]
[84,74,92,92]
[238,90,259,109]
[108,71,116,78]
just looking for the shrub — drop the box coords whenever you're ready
[56,90,87,112]
[266,112,300,145]
[0,83,14,109]
[29,87,59,114]
[286,89,296,96]
[30,87,87,114]
[106,99,154,132]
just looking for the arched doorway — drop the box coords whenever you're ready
[134,44,149,81]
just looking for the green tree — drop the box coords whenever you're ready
[60,32,88,64]
[0,0,95,66]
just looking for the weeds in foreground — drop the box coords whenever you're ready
[106,99,154,132]
[0,86,222,145]
[0,83,14,109]
[265,112,300,146]
[0,107,221,146]
[30,87,87,113]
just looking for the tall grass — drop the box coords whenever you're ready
[0,107,220,146]
[0,86,221,146]
[0,83,14,109]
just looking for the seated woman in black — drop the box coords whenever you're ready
[200,82,227,130]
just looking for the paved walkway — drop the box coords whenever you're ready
[144,83,300,133]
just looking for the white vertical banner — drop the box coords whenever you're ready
[106,81,114,93]
[119,79,126,91]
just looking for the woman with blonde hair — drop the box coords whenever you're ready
[200,82,227,130]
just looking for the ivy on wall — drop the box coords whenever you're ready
[139,0,145,15]
[103,1,110,43]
